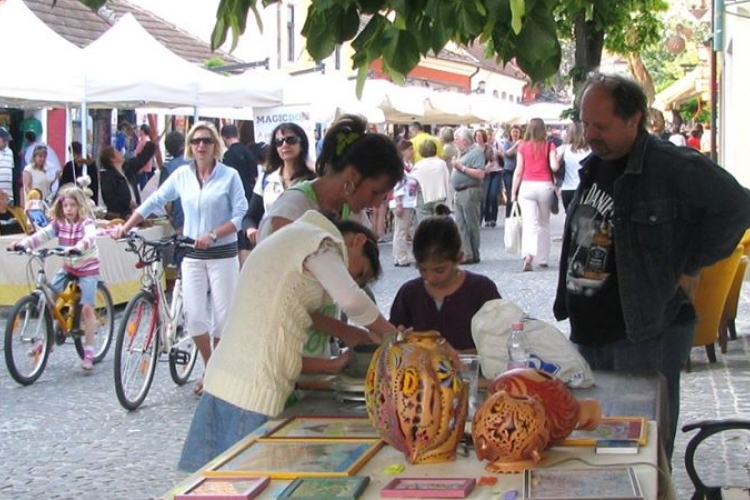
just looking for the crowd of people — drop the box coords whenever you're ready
[2,73,750,473]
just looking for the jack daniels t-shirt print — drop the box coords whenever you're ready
[565,157,628,346]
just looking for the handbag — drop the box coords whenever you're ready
[546,142,561,215]
[504,202,523,254]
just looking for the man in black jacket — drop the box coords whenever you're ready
[554,72,750,461]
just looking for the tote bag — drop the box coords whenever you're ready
[504,202,522,254]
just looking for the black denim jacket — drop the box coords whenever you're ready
[554,131,750,342]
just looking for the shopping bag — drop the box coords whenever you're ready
[472,299,595,388]
[504,202,522,254]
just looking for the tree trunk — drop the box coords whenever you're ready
[626,52,655,105]
[572,11,605,92]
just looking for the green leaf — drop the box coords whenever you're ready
[70,0,108,9]
[333,6,361,43]
[303,11,337,60]
[382,28,421,75]
[510,0,525,34]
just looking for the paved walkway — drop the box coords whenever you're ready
[1,212,749,499]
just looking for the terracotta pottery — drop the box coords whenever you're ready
[472,390,550,472]
[365,331,468,464]
[488,368,601,443]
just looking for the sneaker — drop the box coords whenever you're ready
[82,350,94,371]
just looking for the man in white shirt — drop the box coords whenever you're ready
[0,128,15,205]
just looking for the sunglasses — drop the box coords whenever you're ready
[273,135,300,147]
[190,137,215,146]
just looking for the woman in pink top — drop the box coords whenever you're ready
[511,118,559,271]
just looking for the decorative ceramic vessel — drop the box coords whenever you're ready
[472,390,550,472]
[365,331,467,464]
[488,368,601,443]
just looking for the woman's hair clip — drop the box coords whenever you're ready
[335,131,361,156]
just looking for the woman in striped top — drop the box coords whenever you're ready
[9,186,100,371]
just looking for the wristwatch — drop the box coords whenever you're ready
[209,230,218,241]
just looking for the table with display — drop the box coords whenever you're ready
[0,222,172,306]
[161,372,672,500]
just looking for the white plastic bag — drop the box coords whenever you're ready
[504,202,522,254]
[471,299,595,388]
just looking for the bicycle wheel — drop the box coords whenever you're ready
[71,282,115,363]
[168,310,197,386]
[114,291,160,411]
[4,294,53,385]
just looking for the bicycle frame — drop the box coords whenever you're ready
[26,253,78,337]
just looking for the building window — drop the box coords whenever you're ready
[501,91,507,100]
[287,5,295,62]
[334,44,341,70]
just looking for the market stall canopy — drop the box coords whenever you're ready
[82,14,283,109]
[508,101,573,126]
[653,67,709,111]
[0,0,85,107]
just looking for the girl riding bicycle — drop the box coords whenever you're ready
[9,186,101,371]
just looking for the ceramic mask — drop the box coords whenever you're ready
[488,368,601,443]
[365,331,468,464]
[472,390,550,473]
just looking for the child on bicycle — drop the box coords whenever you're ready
[9,186,101,371]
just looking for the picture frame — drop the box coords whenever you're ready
[174,476,270,500]
[264,417,380,440]
[277,476,370,500]
[380,478,476,498]
[562,417,648,446]
[523,467,643,500]
[205,439,383,479]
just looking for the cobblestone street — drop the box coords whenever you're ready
[1,212,749,499]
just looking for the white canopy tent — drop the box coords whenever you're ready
[509,101,573,126]
[0,0,85,107]
[82,14,283,109]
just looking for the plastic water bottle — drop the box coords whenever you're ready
[507,321,530,370]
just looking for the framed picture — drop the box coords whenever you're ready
[380,478,476,498]
[265,417,380,440]
[523,467,643,499]
[562,417,648,446]
[277,476,370,500]
[174,476,270,500]
[25,208,49,232]
[206,439,383,479]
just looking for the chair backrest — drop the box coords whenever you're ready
[723,229,750,320]
[693,244,744,348]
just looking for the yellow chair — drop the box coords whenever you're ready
[6,205,32,234]
[719,229,750,352]
[690,244,744,367]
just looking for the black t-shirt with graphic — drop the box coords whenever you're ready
[565,157,628,346]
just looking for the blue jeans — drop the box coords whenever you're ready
[576,320,695,461]
[502,169,515,218]
[453,186,483,262]
[49,271,98,305]
[482,171,502,224]
[178,392,270,472]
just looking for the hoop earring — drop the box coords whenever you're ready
[343,180,355,196]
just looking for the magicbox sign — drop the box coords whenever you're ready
[254,105,316,160]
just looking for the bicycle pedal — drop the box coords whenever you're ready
[69,328,84,338]
[169,348,191,365]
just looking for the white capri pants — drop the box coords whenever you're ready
[518,180,555,264]
[181,256,239,339]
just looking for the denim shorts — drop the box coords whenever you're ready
[50,271,99,306]
[178,392,269,473]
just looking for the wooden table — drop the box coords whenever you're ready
[162,372,672,500]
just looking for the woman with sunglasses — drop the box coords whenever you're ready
[242,122,314,245]
[113,122,248,395]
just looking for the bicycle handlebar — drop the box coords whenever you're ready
[119,231,195,265]
[6,246,81,258]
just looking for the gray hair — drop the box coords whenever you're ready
[454,127,474,144]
